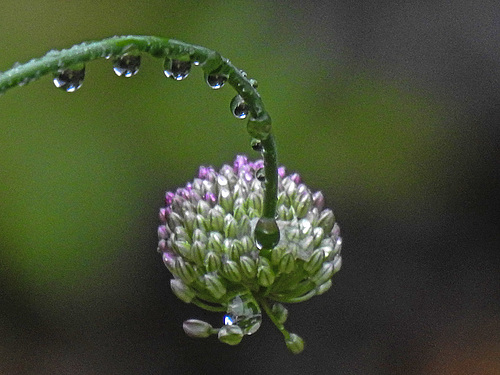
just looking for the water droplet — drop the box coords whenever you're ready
[250,138,263,152]
[230,95,249,119]
[53,65,85,92]
[249,78,258,88]
[164,59,191,80]
[113,54,141,77]
[205,72,227,89]
[223,294,262,335]
[255,167,266,182]
[254,217,280,250]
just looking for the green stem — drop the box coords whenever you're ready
[256,296,291,341]
[0,35,279,224]
[191,298,226,312]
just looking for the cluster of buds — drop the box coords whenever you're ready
[158,155,341,353]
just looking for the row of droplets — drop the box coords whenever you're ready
[52,53,253,120]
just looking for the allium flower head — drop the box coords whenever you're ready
[158,155,342,353]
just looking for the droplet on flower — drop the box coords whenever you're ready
[230,95,249,119]
[205,72,227,89]
[223,294,262,335]
[53,65,85,92]
[113,54,141,77]
[164,58,191,80]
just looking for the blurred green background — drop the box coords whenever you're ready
[1,1,498,374]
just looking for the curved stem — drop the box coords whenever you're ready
[0,35,279,224]
[256,296,291,341]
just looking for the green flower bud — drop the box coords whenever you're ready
[204,273,226,300]
[170,279,195,303]
[237,215,252,237]
[196,199,211,216]
[229,239,245,261]
[270,245,286,266]
[207,231,224,253]
[286,333,305,354]
[232,198,246,218]
[218,325,243,345]
[183,319,213,338]
[245,191,263,214]
[190,240,207,266]
[295,191,313,219]
[173,240,191,259]
[257,264,275,287]
[174,257,197,285]
[223,214,238,238]
[276,205,289,220]
[221,259,242,283]
[277,191,289,207]
[312,227,325,248]
[205,251,221,272]
[310,262,334,286]
[316,280,332,295]
[271,303,289,324]
[173,225,189,242]
[239,255,257,279]
[312,190,325,210]
[192,228,207,244]
[303,249,325,274]
[207,208,224,232]
[240,235,255,253]
[195,214,208,232]
[279,252,295,274]
[167,211,184,231]
[183,210,196,234]
[317,209,335,234]
[219,187,234,213]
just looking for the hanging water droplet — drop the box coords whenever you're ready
[230,95,249,119]
[53,65,85,92]
[223,294,262,335]
[255,167,266,182]
[113,54,141,77]
[250,138,263,152]
[205,72,227,89]
[164,58,191,81]
[254,217,280,250]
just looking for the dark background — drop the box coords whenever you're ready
[1,1,499,374]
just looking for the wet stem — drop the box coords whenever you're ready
[0,35,280,237]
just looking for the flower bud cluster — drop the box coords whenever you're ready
[158,155,342,352]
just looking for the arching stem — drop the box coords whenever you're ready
[0,35,279,226]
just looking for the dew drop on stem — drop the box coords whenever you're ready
[254,217,280,250]
[113,54,141,77]
[255,167,266,182]
[53,65,85,92]
[164,58,191,81]
[205,72,227,89]
[230,95,249,119]
[251,138,263,152]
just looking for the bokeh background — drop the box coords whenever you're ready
[1,1,499,374]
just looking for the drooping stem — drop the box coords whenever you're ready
[256,296,291,341]
[0,35,279,226]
